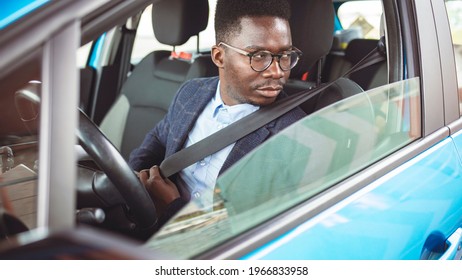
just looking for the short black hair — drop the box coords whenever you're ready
[214,0,291,43]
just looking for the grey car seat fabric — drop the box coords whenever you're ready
[326,38,387,90]
[284,0,335,94]
[285,0,364,114]
[100,0,217,159]
[343,39,387,90]
[289,0,335,80]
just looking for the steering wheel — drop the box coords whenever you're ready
[76,109,158,238]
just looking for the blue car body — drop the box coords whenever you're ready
[244,135,462,259]
[0,0,50,29]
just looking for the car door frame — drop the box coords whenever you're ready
[0,0,155,231]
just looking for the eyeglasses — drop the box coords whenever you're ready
[218,42,302,72]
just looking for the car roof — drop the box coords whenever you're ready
[0,0,52,30]
[0,0,155,79]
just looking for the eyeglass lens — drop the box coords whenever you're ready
[250,51,300,71]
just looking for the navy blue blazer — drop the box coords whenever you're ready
[128,76,306,177]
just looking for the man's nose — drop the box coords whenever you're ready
[265,57,285,78]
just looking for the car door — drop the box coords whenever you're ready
[236,0,462,260]
[143,0,462,260]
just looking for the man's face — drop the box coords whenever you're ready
[215,16,292,106]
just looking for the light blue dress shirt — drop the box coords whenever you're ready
[179,82,259,209]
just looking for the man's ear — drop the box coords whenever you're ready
[211,45,224,68]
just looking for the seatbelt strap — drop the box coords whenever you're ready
[160,82,330,177]
[159,45,386,178]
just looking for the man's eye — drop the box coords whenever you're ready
[252,52,270,60]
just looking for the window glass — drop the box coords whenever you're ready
[131,1,217,64]
[0,58,41,231]
[444,0,462,113]
[145,77,421,258]
[337,1,383,40]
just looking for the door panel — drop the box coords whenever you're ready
[243,137,462,259]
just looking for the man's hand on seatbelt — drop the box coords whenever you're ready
[138,165,180,213]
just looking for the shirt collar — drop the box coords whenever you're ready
[212,81,259,118]
[211,81,225,117]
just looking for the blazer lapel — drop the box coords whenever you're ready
[171,78,219,153]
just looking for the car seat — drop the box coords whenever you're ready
[285,0,365,114]
[285,0,335,94]
[325,38,387,90]
[99,0,217,160]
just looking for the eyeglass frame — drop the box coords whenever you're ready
[217,42,303,72]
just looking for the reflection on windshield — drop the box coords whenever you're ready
[145,78,421,258]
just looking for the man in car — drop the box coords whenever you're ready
[129,0,306,226]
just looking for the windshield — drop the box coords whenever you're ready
[145,78,421,258]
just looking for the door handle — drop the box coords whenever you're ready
[439,228,462,260]
[421,228,462,260]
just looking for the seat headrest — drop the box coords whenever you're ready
[152,0,209,46]
[344,39,380,65]
[331,29,362,51]
[289,0,335,79]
